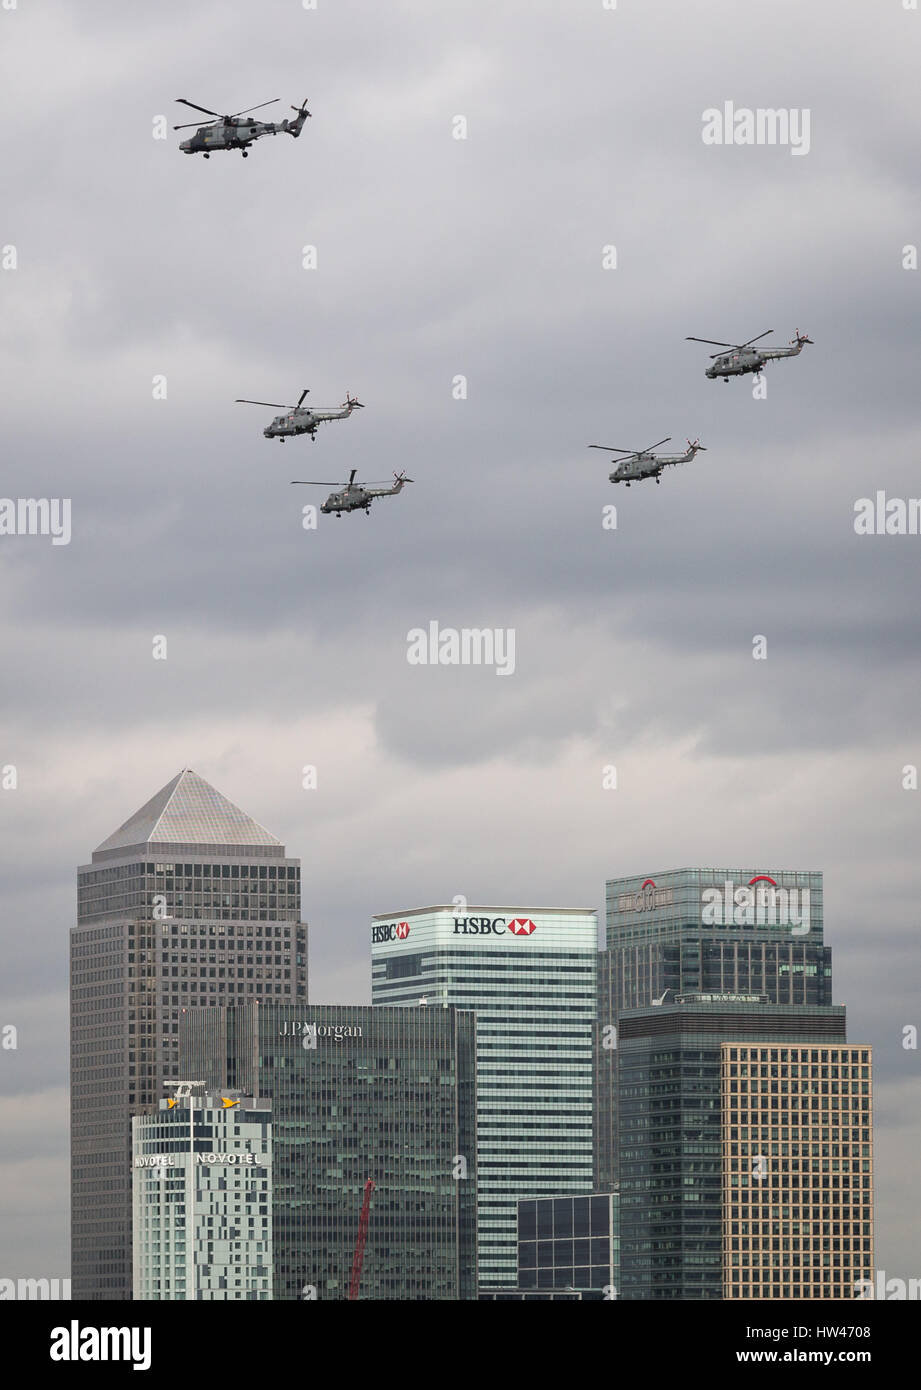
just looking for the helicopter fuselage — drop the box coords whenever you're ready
[609,443,702,484]
[265,410,318,439]
[181,120,271,154]
[179,105,309,156]
[611,456,661,483]
[321,486,371,514]
[706,348,765,379]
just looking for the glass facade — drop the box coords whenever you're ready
[617,1001,849,1300]
[70,769,306,1299]
[132,1090,272,1300]
[181,1001,478,1300]
[518,1193,618,1297]
[370,905,598,1289]
[595,868,831,1190]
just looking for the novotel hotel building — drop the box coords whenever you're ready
[132,1088,273,1300]
[370,905,598,1290]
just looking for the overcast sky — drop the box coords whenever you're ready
[1,0,919,1288]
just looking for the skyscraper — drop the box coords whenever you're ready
[132,1085,273,1301]
[721,1040,873,1299]
[70,768,307,1299]
[617,999,859,1299]
[370,904,597,1289]
[182,1001,478,1300]
[595,868,831,1189]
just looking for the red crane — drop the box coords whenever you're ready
[348,1178,375,1300]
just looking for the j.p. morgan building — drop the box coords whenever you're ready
[370,905,598,1291]
[181,1001,477,1300]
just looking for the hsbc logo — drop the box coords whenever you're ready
[371,921,411,943]
[452,916,537,937]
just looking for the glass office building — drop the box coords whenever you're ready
[132,1087,272,1300]
[617,999,851,1300]
[370,904,598,1289]
[722,1042,873,1300]
[71,768,307,1299]
[596,868,831,1190]
[518,1192,619,1297]
[182,1001,478,1300]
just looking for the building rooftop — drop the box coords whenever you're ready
[94,768,282,854]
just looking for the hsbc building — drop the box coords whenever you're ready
[371,904,598,1291]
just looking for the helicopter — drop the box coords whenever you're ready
[235,389,364,441]
[686,329,813,381]
[290,469,412,516]
[589,437,706,486]
[174,96,310,157]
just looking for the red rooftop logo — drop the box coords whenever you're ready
[507,918,537,936]
[396,922,410,939]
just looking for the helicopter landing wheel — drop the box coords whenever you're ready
[203,153,210,160]
[656,478,660,485]
[365,509,371,515]
[242,150,248,158]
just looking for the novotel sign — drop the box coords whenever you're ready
[134,1153,261,1168]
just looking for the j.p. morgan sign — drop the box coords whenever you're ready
[278,1021,363,1040]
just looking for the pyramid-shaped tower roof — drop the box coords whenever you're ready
[94,768,282,855]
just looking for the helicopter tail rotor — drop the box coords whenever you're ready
[285,98,312,135]
[345,393,365,410]
[687,438,707,452]
[394,471,413,485]
[794,329,814,346]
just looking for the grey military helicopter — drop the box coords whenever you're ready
[235,389,364,441]
[686,329,813,381]
[174,96,310,157]
[589,437,706,486]
[290,469,412,516]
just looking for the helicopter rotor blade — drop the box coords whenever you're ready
[686,336,736,348]
[738,330,773,348]
[175,99,223,117]
[235,399,292,409]
[348,469,357,484]
[290,481,344,487]
[229,99,280,118]
[643,437,671,452]
[173,120,219,130]
[589,445,638,455]
[296,389,310,408]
